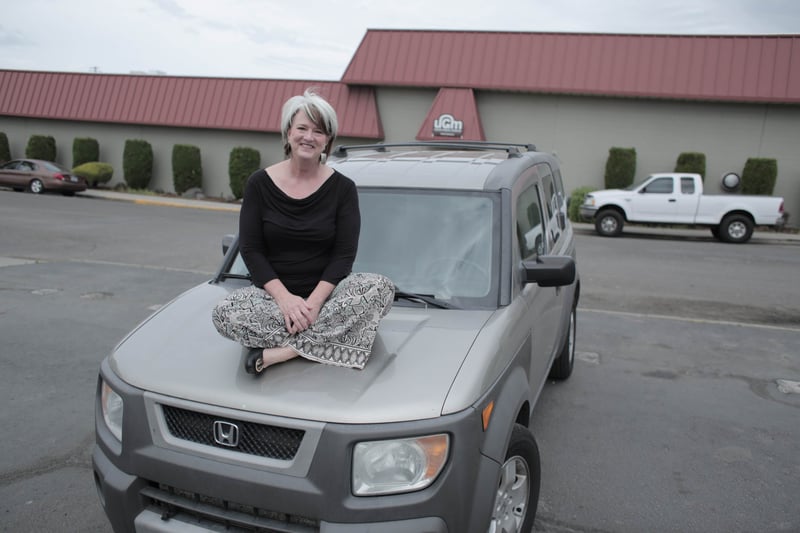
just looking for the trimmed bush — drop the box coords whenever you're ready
[25,134,56,161]
[172,144,202,194]
[568,186,595,222]
[72,162,114,187]
[123,139,154,189]
[604,147,636,189]
[73,137,99,167]
[741,158,778,195]
[0,132,10,163]
[675,152,706,180]
[229,146,261,199]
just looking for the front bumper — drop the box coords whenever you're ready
[579,205,597,219]
[93,361,500,533]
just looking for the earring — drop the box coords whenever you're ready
[319,153,327,165]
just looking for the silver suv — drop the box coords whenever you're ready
[93,142,580,533]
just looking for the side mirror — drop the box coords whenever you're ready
[522,256,576,287]
[222,234,236,256]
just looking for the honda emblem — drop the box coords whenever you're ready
[213,421,240,447]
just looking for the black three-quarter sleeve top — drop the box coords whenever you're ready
[238,169,360,298]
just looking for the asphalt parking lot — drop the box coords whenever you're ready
[0,189,798,532]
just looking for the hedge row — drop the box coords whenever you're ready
[1,133,261,197]
[1,131,779,200]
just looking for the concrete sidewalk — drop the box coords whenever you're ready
[78,189,241,212]
[78,188,799,244]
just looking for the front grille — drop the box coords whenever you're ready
[143,483,319,532]
[162,405,304,460]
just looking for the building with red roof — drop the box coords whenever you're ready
[1,29,797,214]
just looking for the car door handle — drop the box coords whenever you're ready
[668,199,677,202]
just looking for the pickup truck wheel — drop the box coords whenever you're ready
[720,214,754,244]
[595,210,623,237]
[488,425,540,533]
[548,305,576,380]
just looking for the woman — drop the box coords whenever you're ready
[212,89,393,374]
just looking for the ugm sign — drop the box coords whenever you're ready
[433,113,464,137]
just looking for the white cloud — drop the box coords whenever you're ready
[0,0,797,78]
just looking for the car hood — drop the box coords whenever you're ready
[110,282,494,424]
[589,188,628,197]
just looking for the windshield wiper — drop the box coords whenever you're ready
[394,287,457,309]
[214,272,251,282]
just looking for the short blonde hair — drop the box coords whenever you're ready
[281,89,338,158]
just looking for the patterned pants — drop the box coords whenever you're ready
[212,273,394,370]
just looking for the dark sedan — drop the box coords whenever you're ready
[0,158,87,195]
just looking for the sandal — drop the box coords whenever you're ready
[245,348,265,375]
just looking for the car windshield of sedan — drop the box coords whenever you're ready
[226,188,501,308]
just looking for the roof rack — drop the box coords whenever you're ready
[331,141,537,159]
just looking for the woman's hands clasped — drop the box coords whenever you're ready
[265,278,332,335]
[275,293,320,334]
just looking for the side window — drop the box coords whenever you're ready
[681,177,695,194]
[516,185,545,259]
[643,177,673,194]
[553,168,568,230]
[539,166,561,245]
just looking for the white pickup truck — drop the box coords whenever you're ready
[580,173,786,243]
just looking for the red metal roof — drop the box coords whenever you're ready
[342,30,800,104]
[0,70,383,138]
[416,88,485,141]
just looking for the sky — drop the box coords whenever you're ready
[1,0,799,81]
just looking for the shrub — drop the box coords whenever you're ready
[741,158,778,195]
[568,186,595,222]
[228,146,261,199]
[675,152,706,180]
[25,134,56,161]
[604,147,636,189]
[0,132,10,163]
[123,139,154,189]
[73,137,99,167]
[172,144,202,194]
[72,162,114,187]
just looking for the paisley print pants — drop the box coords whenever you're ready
[212,273,394,370]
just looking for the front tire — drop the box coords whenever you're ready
[549,305,576,380]
[719,214,753,243]
[488,425,540,533]
[595,209,623,237]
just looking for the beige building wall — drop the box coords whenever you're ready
[376,88,799,219]
[3,90,798,218]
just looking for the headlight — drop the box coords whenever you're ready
[100,380,124,441]
[584,195,595,206]
[352,434,449,496]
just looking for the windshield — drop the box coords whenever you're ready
[226,187,501,308]
[356,188,499,307]
[42,161,71,173]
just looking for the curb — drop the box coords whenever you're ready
[79,190,241,212]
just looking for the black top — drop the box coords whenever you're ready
[238,169,360,298]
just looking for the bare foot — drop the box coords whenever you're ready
[260,346,299,370]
